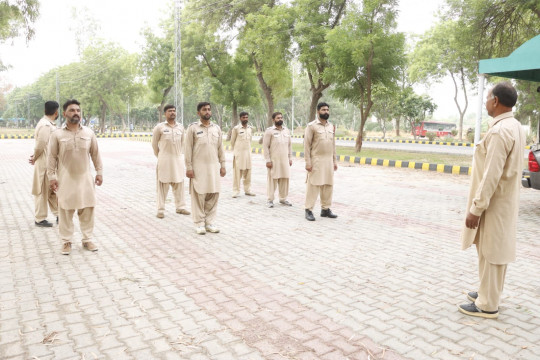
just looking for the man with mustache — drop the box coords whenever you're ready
[185,102,226,234]
[30,101,59,227]
[303,102,338,221]
[47,99,103,255]
[152,104,190,218]
[230,111,256,198]
[263,112,293,208]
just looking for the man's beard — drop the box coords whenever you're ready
[319,113,330,120]
[203,114,211,120]
[241,120,248,126]
[68,117,80,124]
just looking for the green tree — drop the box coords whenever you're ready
[293,0,347,123]
[325,0,405,151]
[240,4,294,127]
[0,0,40,69]
[409,20,475,141]
[444,0,540,59]
[398,88,437,140]
[140,22,174,123]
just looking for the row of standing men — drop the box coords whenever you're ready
[30,100,339,253]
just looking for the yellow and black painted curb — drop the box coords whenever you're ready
[0,133,152,139]
[222,146,471,175]
[253,133,533,149]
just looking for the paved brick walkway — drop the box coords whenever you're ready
[1,138,539,360]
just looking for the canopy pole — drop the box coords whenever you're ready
[475,74,485,144]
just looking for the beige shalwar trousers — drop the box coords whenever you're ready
[157,180,186,214]
[35,176,58,222]
[267,171,289,202]
[305,183,333,211]
[58,207,94,244]
[190,182,219,227]
[232,167,251,195]
[475,243,507,312]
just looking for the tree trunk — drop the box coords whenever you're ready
[99,102,106,134]
[119,113,126,133]
[253,56,274,128]
[450,70,468,141]
[226,101,238,141]
[159,86,173,123]
[307,70,330,124]
[395,116,401,136]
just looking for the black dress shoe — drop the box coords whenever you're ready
[320,208,337,218]
[305,209,315,221]
[35,220,53,227]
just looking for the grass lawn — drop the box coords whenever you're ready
[223,141,473,167]
[0,128,34,135]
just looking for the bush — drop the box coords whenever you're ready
[451,129,458,136]
[467,131,475,143]
[425,132,437,141]
[442,136,455,142]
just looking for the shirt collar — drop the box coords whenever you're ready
[489,111,514,128]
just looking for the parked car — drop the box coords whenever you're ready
[522,144,540,190]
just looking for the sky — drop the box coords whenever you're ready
[0,0,478,121]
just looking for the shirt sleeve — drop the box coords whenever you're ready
[469,132,512,216]
[152,125,160,157]
[304,125,313,167]
[33,124,49,161]
[287,130,292,161]
[185,126,194,171]
[263,129,272,162]
[47,132,59,181]
[230,127,237,149]
[90,133,103,176]
[217,128,226,168]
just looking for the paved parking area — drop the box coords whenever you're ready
[1,138,539,360]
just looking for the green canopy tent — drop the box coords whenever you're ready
[475,34,540,143]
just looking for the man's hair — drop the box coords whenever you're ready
[239,111,249,118]
[272,112,282,119]
[317,102,330,110]
[492,82,518,108]
[44,101,59,116]
[163,104,176,112]
[197,102,211,112]
[63,99,80,111]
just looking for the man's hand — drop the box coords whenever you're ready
[305,165,312,172]
[266,162,273,169]
[29,155,35,165]
[95,175,103,186]
[50,180,58,192]
[289,160,292,166]
[220,167,226,177]
[186,170,194,178]
[334,163,338,171]
[465,212,481,229]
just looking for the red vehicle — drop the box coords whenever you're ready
[414,121,457,138]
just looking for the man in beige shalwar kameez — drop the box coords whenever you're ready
[459,82,525,319]
[304,102,338,221]
[152,104,190,218]
[30,101,59,227]
[230,111,256,198]
[185,102,226,235]
[48,99,103,255]
[263,112,293,208]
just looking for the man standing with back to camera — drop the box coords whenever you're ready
[152,104,190,218]
[459,82,525,319]
[48,99,103,255]
[30,101,59,227]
